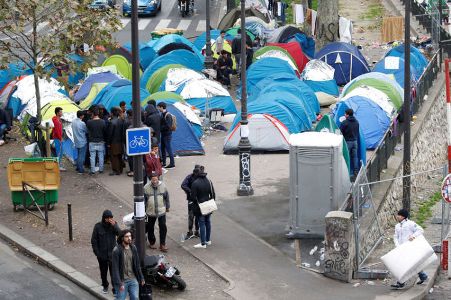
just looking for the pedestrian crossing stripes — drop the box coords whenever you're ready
[155,19,171,30]
[196,20,206,32]
[138,19,152,30]
[120,18,131,28]
[176,19,191,31]
[119,18,207,33]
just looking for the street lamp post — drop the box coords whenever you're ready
[237,0,253,196]
[402,0,411,211]
[131,0,146,265]
[204,0,214,69]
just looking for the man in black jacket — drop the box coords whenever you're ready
[339,108,360,177]
[231,28,252,75]
[112,229,145,299]
[157,102,175,169]
[144,100,161,143]
[0,108,11,146]
[181,165,201,239]
[91,210,121,295]
[107,107,124,176]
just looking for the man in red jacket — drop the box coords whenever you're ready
[52,107,65,171]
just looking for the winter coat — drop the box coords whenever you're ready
[394,219,424,247]
[107,116,124,145]
[160,111,173,136]
[340,115,360,142]
[144,153,162,178]
[191,173,215,217]
[91,219,121,260]
[144,105,161,142]
[181,173,197,202]
[144,181,170,217]
[111,244,144,286]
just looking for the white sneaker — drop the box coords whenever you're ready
[206,241,212,246]
[193,243,206,249]
[162,168,168,174]
[0,140,5,146]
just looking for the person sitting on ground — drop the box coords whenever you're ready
[0,107,12,146]
[216,50,233,87]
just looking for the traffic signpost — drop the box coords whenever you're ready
[441,174,451,203]
[126,127,151,156]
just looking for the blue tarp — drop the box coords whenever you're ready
[373,57,416,87]
[303,79,339,97]
[193,30,221,51]
[315,42,370,86]
[140,50,204,90]
[384,45,428,81]
[165,103,204,156]
[286,33,315,58]
[123,42,157,70]
[74,71,121,103]
[333,95,390,149]
[0,62,33,91]
[185,96,237,115]
[92,79,150,111]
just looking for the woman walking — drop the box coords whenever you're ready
[191,166,215,249]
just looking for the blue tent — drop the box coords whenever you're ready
[241,57,297,99]
[165,103,204,156]
[251,81,320,118]
[74,71,121,103]
[286,32,315,58]
[0,62,33,91]
[148,34,203,61]
[303,80,339,96]
[140,50,204,89]
[373,57,416,87]
[193,30,221,51]
[123,42,157,70]
[185,96,237,115]
[384,45,428,81]
[315,42,370,85]
[334,95,390,149]
[92,79,150,111]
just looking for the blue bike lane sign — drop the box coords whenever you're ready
[126,127,151,156]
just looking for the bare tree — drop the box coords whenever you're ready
[315,0,339,51]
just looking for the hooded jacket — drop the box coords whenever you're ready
[144,180,170,217]
[91,210,121,260]
[340,115,360,142]
[191,173,215,217]
[144,104,161,142]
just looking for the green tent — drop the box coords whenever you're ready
[343,78,403,110]
[315,114,350,173]
[142,91,185,107]
[102,55,133,80]
[80,83,109,109]
[226,26,256,41]
[253,46,298,71]
[145,64,185,94]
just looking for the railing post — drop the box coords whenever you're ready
[44,192,48,227]
[68,203,73,241]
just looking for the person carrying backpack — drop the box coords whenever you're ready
[157,102,175,169]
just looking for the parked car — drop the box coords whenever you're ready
[122,0,162,16]
[89,0,115,10]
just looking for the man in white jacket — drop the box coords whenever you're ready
[391,209,428,289]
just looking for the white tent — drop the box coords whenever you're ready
[340,85,396,117]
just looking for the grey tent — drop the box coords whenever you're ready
[266,25,303,43]
[218,7,270,30]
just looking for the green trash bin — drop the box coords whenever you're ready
[7,157,60,211]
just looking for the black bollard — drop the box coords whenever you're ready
[68,203,73,241]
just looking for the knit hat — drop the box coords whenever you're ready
[102,209,113,219]
[397,208,409,219]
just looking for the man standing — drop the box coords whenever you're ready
[0,107,11,146]
[144,171,170,252]
[231,29,242,75]
[215,30,226,54]
[72,110,88,174]
[91,210,121,295]
[87,107,107,175]
[119,101,127,117]
[157,102,175,169]
[144,144,162,180]
[339,109,360,178]
[112,229,145,300]
[107,107,125,176]
[390,209,428,289]
[144,100,161,143]
[181,165,200,239]
[52,107,66,171]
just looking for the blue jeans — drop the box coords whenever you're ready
[89,142,105,173]
[0,124,6,139]
[161,134,174,166]
[75,144,87,173]
[54,139,64,167]
[346,140,359,174]
[114,278,139,300]
[199,214,211,245]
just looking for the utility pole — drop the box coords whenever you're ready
[402,0,411,211]
[131,0,146,265]
[237,0,253,196]
[204,0,214,69]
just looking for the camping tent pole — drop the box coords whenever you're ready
[204,0,214,69]
[237,0,254,196]
[131,0,146,266]
[402,0,411,211]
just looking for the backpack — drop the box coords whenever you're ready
[166,113,177,131]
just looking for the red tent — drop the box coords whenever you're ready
[267,42,309,73]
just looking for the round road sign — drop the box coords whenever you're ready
[441,174,451,203]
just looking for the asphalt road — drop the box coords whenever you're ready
[0,239,96,300]
[113,0,225,45]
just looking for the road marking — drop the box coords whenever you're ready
[155,19,171,30]
[176,19,191,31]
[138,19,152,30]
[196,20,206,32]
[120,18,131,28]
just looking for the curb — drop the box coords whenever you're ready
[0,223,112,300]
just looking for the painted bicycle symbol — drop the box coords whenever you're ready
[129,135,149,148]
